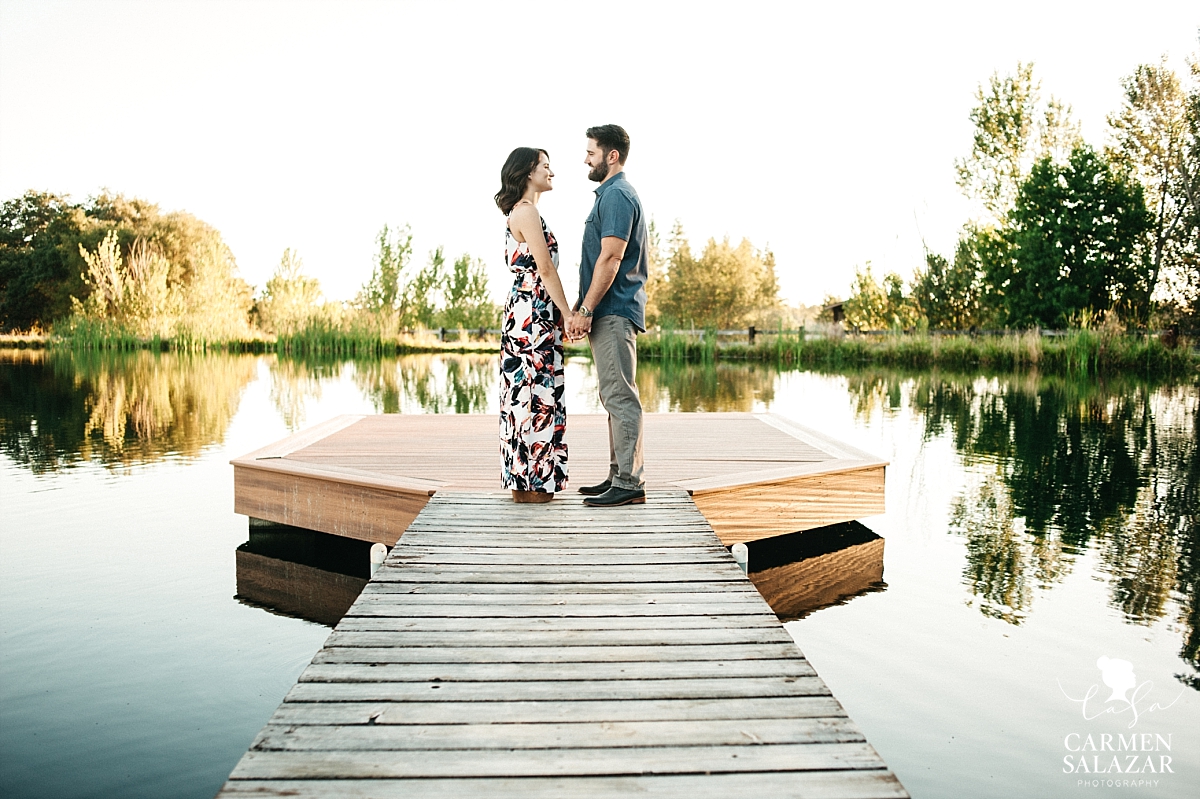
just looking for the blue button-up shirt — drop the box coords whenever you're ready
[578,171,648,331]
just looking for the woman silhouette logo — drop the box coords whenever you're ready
[1096,656,1136,703]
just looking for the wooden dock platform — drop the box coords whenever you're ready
[232,413,887,546]
[218,490,907,798]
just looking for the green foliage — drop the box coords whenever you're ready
[643,219,667,328]
[441,252,499,330]
[987,145,1153,327]
[955,62,1081,224]
[407,248,446,329]
[1107,56,1200,319]
[843,263,917,330]
[0,191,87,331]
[912,231,991,330]
[654,223,780,329]
[635,328,1196,377]
[355,224,413,332]
[257,249,323,335]
[1,190,253,341]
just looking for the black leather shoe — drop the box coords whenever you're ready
[583,486,646,507]
[578,480,612,496]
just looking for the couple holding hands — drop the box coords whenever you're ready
[496,124,647,508]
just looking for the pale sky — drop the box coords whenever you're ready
[1,0,1196,307]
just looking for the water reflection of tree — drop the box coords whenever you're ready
[353,355,494,414]
[637,360,777,412]
[0,348,256,472]
[845,368,1199,685]
[269,356,344,430]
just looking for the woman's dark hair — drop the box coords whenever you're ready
[495,147,548,214]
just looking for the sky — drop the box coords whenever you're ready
[1,0,1196,307]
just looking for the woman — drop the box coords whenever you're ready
[495,148,572,502]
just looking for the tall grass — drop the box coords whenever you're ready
[636,328,1197,377]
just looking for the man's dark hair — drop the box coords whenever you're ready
[586,124,630,165]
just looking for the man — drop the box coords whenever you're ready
[567,124,647,507]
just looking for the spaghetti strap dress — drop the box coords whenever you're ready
[499,213,567,493]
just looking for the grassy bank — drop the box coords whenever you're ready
[9,324,1196,378]
[638,328,1199,377]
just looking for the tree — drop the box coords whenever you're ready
[956,62,1081,224]
[408,248,446,329]
[643,218,667,328]
[843,263,917,330]
[988,146,1153,327]
[257,249,322,334]
[656,226,780,329]
[440,253,498,330]
[912,233,988,329]
[1107,56,1200,319]
[0,192,86,330]
[356,224,413,331]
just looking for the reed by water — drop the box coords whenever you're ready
[9,321,1196,378]
[637,328,1198,377]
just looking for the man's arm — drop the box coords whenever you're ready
[569,236,626,337]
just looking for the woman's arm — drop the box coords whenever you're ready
[509,204,572,319]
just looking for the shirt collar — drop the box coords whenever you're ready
[593,171,626,196]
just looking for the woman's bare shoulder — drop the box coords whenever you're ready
[508,201,538,221]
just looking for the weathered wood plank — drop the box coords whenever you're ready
[229,742,885,779]
[299,659,814,683]
[251,716,863,750]
[219,770,908,799]
[321,626,795,648]
[284,676,830,702]
[334,614,782,632]
[359,580,758,595]
[267,696,849,725]
[353,590,767,606]
[312,643,804,664]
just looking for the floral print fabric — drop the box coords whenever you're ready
[500,214,567,492]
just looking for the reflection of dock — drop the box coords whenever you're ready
[748,521,887,621]
[235,521,372,627]
[218,491,907,797]
[232,413,887,546]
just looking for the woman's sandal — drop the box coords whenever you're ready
[511,490,554,503]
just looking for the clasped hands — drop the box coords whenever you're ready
[564,311,592,341]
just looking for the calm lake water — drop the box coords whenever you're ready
[1,349,1197,798]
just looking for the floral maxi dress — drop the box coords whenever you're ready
[500,214,567,492]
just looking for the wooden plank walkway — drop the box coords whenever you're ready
[218,490,907,798]
[232,413,888,546]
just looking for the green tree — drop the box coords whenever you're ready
[643,218,667,327]
[956,62,1081,224]
[356,224,413,332]
[257,249,322,334]
[843,263,917,330]
[440,253,498,330]
[989,145,1153,327]
[657,226,780,329]
[407,248,446,329]
[1,190,252,334]
[0,191,87,330]
[1107,56,1200,318]
[912,234,989,329]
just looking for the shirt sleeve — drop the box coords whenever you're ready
[598,190,635,242]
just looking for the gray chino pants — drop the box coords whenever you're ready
[588,314,645,490]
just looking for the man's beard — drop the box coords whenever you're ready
[588,161,609,182]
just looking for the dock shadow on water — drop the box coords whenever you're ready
[745,521,887,621]
[235,519,380,627]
